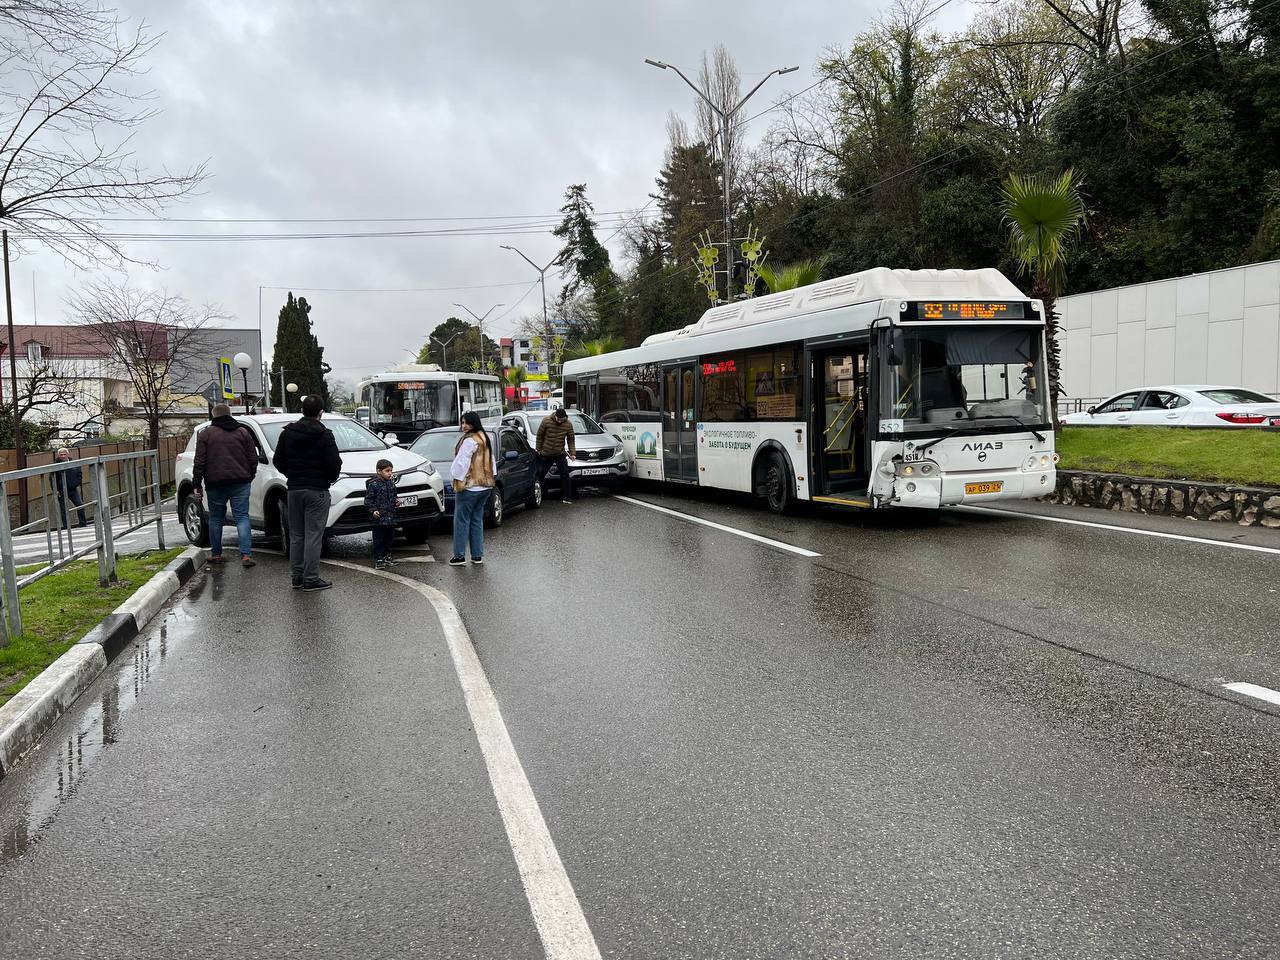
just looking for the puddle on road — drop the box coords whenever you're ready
[0,590,201,865]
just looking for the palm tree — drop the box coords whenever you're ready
[1000,169,1086,426]
[757,256,829,294]
[504,366,528,408]
[564,337,624,362]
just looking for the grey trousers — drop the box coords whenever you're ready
[288,488,330,583]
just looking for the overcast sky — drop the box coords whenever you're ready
[14,0,973,387]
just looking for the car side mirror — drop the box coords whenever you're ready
[383,432,400,446]
[1087,406,1096,415]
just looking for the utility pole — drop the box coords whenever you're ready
[3,230,27,525]
[644,57,797,301]
[452,302,504,375]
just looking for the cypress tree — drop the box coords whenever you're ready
[270,293,330,411]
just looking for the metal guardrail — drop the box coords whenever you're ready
[0,449,166,644]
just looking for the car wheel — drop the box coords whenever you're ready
[402,522,431,545]
[485,486,504,528]
[526,477,543,509]
[762,451,794,515]
[181,493,210,547]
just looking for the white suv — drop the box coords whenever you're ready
[175,413,445,547]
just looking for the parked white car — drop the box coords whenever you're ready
[175,413,445,547]
[1061,385,1280,427]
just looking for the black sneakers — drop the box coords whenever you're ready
[448,556,467,566]
[302,578,333,592]
[471,557,484,565]
[291,578,303,590]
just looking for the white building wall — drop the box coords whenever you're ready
[1058,259,1280,400]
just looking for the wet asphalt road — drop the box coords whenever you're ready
[1,486,1279,959]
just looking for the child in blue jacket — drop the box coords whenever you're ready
[365,459,399,568]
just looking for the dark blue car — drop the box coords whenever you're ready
[408,426,543,527]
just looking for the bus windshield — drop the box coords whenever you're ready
[884,326,1051,434]
[367,381,457,432]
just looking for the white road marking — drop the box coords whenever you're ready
[613,495,821,558]
[1222,682,1280,707]
[324,559,602,960]
[953,504,1280,557]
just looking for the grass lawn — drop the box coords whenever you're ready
[0,548,182,708]
[1057,427,1280,487]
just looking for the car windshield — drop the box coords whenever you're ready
[524,412,604,435]
[410,430,463,462]
[1200,388,1275,404]
[261,418,387,452]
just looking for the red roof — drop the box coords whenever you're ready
[0,322,169,360]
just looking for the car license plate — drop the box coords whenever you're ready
[964,481,1003,495]
[578,468,610,476]
[398,494,418,507]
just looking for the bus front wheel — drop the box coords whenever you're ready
[761,451,794,515]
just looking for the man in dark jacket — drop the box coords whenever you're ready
[272,395,341,591]
[193,403,260,567]
[54,447,87,528]
[535,407,577,504]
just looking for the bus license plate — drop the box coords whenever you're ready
[398,494,418,507]
[964,482,1003,495]
[579,468,610,476]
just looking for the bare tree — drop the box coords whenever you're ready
[69,279,224,447]
[696,45,745,226]
[12,350,87,429]
[0,0,207,264]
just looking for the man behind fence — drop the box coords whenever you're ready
[192,402,259,567]
[54,447,87,528]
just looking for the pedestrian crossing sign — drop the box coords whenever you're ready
[219,357,235,400]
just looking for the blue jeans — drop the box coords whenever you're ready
[452,488,491,560]
[207,481,252,558]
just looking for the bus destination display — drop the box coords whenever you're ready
[914,301,1025,320]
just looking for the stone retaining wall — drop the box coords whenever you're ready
[1050,470,1280,527]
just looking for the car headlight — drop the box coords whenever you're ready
[420,461,437,476]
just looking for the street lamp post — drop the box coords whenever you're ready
[500,244,557,347]
[286,382,298,413]
[429,330,465,371]
[644,57,797,301]
[233,352,253,415]
[452,301,504,375]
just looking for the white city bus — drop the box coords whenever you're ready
[356,364,503,445]
[562,267,1057,513]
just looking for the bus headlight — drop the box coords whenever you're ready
[1039,455,1050,467]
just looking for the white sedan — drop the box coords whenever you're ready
[1061,385,1280,427]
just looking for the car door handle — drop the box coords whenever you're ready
[1165,413,1179,419]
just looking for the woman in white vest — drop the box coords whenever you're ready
[448,410,496,566]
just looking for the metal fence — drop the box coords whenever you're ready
[0,449,166,644]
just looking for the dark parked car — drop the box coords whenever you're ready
[408,425,543,526]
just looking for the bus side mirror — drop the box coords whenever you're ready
[887,328,905,367]
[462,401,472,414]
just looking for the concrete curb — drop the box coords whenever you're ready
[0,546,207,779]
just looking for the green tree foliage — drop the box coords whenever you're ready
[757,256,830,293]
[270,293,330,411]
[416,316,499,372]
[553,183,622,340]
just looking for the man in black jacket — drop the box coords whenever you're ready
[272,395,342,591]
[54,447,87,528]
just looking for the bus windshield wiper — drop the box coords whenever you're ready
[970,414,1046,442]
[913,425,991,453]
